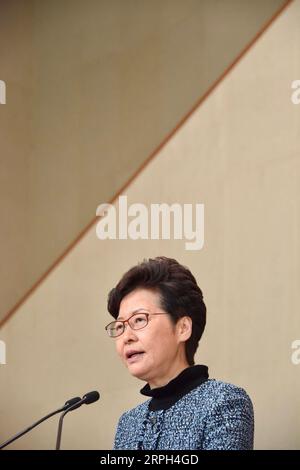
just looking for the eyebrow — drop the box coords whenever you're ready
[117,308,150,321]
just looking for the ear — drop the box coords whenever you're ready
[177,316,192,343]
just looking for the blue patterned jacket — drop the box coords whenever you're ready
[113,366,254,450]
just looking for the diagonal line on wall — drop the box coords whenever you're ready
[0,0,294,329]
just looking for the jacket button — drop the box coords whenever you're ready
[150,417,156,425]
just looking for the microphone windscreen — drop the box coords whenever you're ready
[65,396,82,410]
[83,391,100,404]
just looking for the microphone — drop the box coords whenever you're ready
[64,396,83,410]
[82,390,100,404]
[55,390,100,450]
[0,396,81,450]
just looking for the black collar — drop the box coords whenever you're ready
[140,365,209,411]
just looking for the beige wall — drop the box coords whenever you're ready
[0,0,285,324]
[0,1,35,316]
[1,0,299,450]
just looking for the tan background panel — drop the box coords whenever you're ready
[0,0,299,449]
[0,0,286,324]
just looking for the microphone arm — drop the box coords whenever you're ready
[0,397,81,450]
[55,391,100,450]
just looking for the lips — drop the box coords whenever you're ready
[125,349,145,363]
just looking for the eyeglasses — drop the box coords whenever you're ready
[105,312,168,338]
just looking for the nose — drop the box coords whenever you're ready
[121,322,138,343]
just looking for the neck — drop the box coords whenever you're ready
[148,361,190,389]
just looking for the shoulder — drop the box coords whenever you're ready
[113,400,150,450]
[198,379,254,414]
[117,399,150,427]
[201,379,253,402]
[182,379,254,426]
[198,380,254,450]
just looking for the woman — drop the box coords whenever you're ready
[105,256,254,450]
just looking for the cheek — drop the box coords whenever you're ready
[115,341,123,358]
[158,330,178,355]
[145,329,176,357]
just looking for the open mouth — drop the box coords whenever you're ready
[125,351,145,363]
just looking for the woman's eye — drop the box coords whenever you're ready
[134,315,145,324]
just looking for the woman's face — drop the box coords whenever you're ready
[115,288,191,388]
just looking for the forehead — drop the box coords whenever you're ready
[118,288,161,319]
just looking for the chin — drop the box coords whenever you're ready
[127,364,149,381]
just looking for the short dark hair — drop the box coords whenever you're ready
[107,256,206,366]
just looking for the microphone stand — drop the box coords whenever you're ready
[56,399,84,450]
[55,391,100,450]
[0,391,99,450]
[0,397,80,450]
